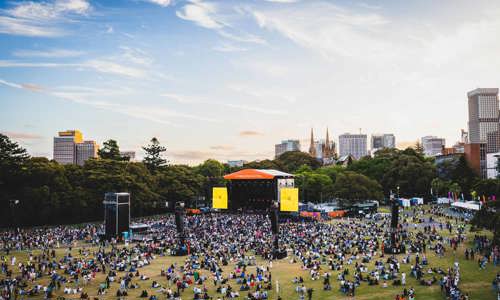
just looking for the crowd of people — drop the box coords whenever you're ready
[0,205,497,300]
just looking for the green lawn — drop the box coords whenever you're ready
[2,211,499,300]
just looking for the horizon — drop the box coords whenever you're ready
[1,0,500,164]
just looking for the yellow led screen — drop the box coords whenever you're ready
[212,187,228,209]
[280,188,299,212]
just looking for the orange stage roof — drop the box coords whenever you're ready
[224,169,293,180]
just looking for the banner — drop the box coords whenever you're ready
[212,187,228,209]
[280,188,299,212]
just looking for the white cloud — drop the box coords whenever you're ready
[2,77,216,126]
[217,29,266,44]
[264,0,299,3]
[144,0,171,7]
[0,78,23,89]
[83,59,147,78]
[119,46,152,66]
[0,59,147,78]
[176,0,266,45]
[251,3,393,61]
[212,42,247,52]
[0,0,91,37]
[176,0,224,29]
[162,92,286,115]
[106,25,114,33]
[0,16,64,37]
[8,0,90,20]
[13,48,84,58]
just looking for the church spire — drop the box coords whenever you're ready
[324,127,332,158]
[309,128,317,157]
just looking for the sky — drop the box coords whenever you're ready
[1,0,500,164]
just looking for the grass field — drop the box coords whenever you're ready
[2,209,499,300]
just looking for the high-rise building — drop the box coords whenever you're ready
[53,130,83,164]
[421,136,445,156]
[76,141,99,166]
[339,133,367,160]
[53,130,98,165]
[465,143,487,179]
[120,151,136,162]
[468,88,500,153]
[486,152,500,179]
[275,139,300,158]
[371,134,396,151]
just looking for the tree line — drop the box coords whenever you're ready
[1,133,499,227]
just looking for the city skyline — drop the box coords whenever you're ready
[1,0,500,164]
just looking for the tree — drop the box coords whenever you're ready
[449,182,461,198]
[98,139,126,161]
[0,134,30,226]
[0,133,30,167]
[333,171,383,203]
[431,178,450,198]
[142,137,167,172]
[413,141,424,155]
[317,165,345,183]
[294,171,333,203]
[243,159,283,170]
[276,151,321,173]
[436,155,477,196]
[381,153,436,198]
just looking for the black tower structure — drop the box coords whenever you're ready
[173,202,188,256]
[384,196,404,254]
[103,192,130,239]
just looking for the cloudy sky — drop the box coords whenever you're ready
[1,0,500,164]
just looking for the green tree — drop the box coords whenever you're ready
[275,151,321,173]
[381,152,436,198]
[98,139,126,161]
[333,171,383,204]
[295,171,333,203]
[243,159,283,170]
[449,182,461,199]
[142,137,167,172]
[0,134,30,226]
[431,178,450,198]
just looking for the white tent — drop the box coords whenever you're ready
[398,198,411,207]
[451,201,481,211]
[437,197,452,204]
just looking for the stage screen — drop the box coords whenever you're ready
[280,188,299,212]
[212,187,228,209]
[228,179,276,211]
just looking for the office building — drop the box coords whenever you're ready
[76,141,98,166]
[120,151,136,162]
[465,143,487,178]
[486,152,500,179]
[53,130,98,165]
[371,134,396,151]
[53,130,83,164]
[339,133,367,160]
[421,136,445,156]
[468,88,500,153]
[275,139,300,158]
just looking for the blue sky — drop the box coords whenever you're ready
[1,0,500,164]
